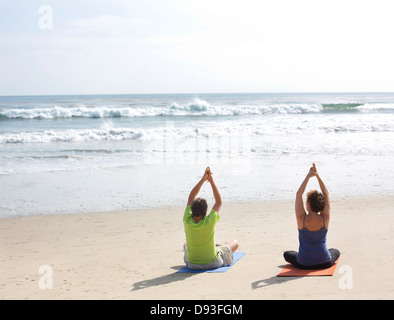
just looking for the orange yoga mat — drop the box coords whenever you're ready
[277,256,340,277]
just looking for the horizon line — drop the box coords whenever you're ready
[1,91,394,98]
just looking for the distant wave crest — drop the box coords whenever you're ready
[0,99,325,119]
[1,100,394,121]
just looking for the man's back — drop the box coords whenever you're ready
[183,205,219,265]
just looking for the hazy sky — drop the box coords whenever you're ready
[1,0,393,95]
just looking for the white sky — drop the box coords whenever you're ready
[0,0,393,95]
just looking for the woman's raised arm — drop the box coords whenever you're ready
[314,165,330,221]
[295,165,316,228]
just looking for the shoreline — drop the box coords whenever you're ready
[1,190,391,220]
[2,153,394,218]
[1,194,394,299]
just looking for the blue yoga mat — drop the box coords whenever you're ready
[176,252,246,273]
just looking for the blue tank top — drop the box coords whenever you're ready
[297,215,331,266]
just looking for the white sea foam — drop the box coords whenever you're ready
[0,105,154,119]
[2,115,394,144]
[0,99,327,119]
[357,103,394,112]
[0,128,144,143]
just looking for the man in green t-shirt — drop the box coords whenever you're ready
[183,167,239,270]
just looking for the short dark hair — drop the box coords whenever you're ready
[191,197,208,218]
[306,190,325,213]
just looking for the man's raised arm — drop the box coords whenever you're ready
[207,169,222,213]
[187,167,209,206]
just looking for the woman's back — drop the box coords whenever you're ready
[297,215,331,266]
[302,213,327,231]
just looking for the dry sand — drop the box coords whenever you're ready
[1,195,394,300]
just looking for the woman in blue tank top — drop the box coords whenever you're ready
[284,164,340,269]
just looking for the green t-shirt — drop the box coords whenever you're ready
[183,205,220,265]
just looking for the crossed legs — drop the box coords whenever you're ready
[284,248,340,270]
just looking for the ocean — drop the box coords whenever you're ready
[1,92,394,217]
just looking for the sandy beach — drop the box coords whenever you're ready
[1,194,393,300]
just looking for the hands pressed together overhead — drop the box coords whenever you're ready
[202,166,214,183]
[307,163,318,178]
